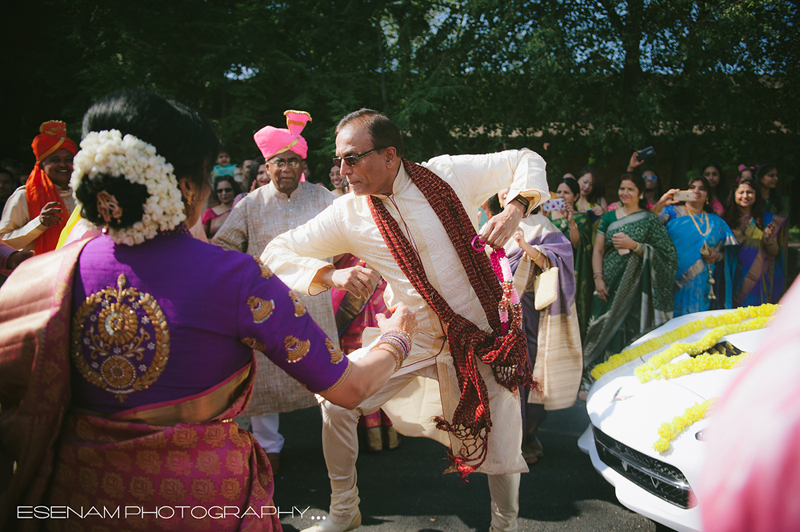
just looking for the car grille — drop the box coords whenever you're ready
[593,426,696,509]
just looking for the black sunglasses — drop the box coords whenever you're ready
[332,147,385,168]
[217,187,233,193]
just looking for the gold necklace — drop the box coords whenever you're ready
[686,206,711,237]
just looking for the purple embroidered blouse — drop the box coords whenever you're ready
[70,231,348,415]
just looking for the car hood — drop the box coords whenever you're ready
[587,324,767,468]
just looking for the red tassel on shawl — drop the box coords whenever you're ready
[368,159,535,475]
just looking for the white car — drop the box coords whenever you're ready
[578,309,770,532]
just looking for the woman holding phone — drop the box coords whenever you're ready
[724,178,786,306]
[584,173,677,380]
[652,176,737,316]
[547,177,593,339]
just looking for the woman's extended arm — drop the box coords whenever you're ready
[320,303,416,409]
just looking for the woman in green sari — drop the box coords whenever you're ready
[547,177,593,339]
[584,173,678,379]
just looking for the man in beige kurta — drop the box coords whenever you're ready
[213,111,337,469]
[263,109,549,532]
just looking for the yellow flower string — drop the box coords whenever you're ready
[635,317,769,382]
[589,304,777,381]
[658,352,749,380]
[654,399,715,453]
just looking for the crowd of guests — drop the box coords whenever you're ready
[521,155,789,394]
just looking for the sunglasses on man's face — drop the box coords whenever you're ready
[332,147,385,168]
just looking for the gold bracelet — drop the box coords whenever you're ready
[373,342,404,372]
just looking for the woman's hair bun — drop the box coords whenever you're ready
[75,173,150,229]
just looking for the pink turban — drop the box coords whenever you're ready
[254,110,312,161]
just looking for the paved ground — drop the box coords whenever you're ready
[254,400,674,531]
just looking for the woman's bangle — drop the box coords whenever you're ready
[374,342,404,371]
[370,330,411,372]
[765,238,778,247]
[634,242,644,254]
[593,272,604,278]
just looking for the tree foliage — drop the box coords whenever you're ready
[1,0,797,191]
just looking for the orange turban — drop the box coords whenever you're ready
[31,120,78,163]
[26,121,78,255]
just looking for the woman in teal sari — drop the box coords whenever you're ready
[724,178,786,306]
[652,176,737,316]
[584,173,677,377]
[547,177,593,339]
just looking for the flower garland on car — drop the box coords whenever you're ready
[71,130,186,246]
[654,399,715,453]
[634,318,769,383]
[589,304,777,381]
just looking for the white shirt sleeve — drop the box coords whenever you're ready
[0,187,45,250]
[262,203,350,296]
[424,148,550,215]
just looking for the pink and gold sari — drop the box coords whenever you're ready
[0,242,279,532]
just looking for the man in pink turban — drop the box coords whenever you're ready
[213,111,338,474]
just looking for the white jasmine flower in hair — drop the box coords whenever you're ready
[71,130,186,245]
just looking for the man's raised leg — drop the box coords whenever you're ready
[302,363,422,532]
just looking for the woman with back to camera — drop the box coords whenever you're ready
[0,89,415,532]
[701,162,727,217]
[724,177,786,306]
[584,173,677,379]
[547,177,593,339]
[652,176,737,316]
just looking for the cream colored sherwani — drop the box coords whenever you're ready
[264,149,549,474]
[213,180,337,415]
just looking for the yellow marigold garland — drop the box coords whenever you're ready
[635,317,769,382]
[589,304,777,381]
[657,352,749,380]
[654,399,715,453]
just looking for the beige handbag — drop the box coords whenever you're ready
[533,263,559,310]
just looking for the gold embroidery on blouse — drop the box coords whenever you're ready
[252,256,274,279]
[288,291,306,317]
[241,337,267,352]
[70,274,170,403]
[326,338,343,364]
[284,336,310,363]
[247,296,274,323]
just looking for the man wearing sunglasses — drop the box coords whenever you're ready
[264,109,550,532]
[213,111,338,475]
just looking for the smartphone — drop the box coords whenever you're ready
[636,146,656,162]
[542,198,565,213]
[674,190,695,202]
